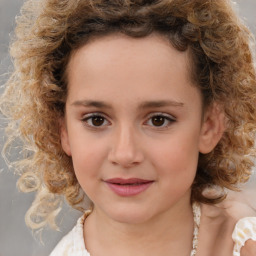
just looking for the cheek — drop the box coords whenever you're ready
[156,147,198,200]
[149,131,200,182]
[68,135,108,184]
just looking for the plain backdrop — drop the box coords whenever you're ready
[0,0,256,255]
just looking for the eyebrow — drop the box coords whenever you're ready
[71,100,111,108]
[71,99,184,109]
[138,100,184,109]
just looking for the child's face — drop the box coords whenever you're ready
[61,33,222,224]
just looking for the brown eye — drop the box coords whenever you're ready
[91,116,105,126]
[83,114,110,128]
[145,113,176,128]
[152,116,165,126]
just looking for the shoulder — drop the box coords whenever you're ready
[199,184,256,256]
[50,211,91,256]
[232,217,256,256]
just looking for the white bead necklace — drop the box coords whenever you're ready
[190,202,201,256]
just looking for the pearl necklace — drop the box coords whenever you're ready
[190,202,201,256]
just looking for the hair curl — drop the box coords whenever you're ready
[0,0,256,230]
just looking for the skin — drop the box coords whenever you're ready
[60,33,227,256]
[196,181,256,255]
[198,201,256,256]
[241,240,256,255]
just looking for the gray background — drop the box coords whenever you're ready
[0,1,256,256]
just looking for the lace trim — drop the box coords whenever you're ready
[232,217,256,256]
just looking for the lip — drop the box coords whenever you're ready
[104,178,154,197]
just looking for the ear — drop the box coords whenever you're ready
[59,118,72,156]
[199,102,226,154]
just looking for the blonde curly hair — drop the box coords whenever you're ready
[0,0,256,231]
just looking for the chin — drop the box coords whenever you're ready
[103,205,157,225]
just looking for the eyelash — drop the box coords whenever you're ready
[81,112,176,129]
[81,113,111,129]
[144,112,176,129]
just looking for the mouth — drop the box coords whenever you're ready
[104,178,154,197]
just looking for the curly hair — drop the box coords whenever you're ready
[0,0,256,230]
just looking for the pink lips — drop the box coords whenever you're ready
[104,178,154,197]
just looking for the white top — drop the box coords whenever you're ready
[50,211,91,256]
[232,217,256,256]
[50,210,256,256]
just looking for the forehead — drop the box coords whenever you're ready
[66,33,200,108]
[67,33,192,83]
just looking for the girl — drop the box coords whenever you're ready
[1,0,256,255]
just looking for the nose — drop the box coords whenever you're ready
[108,125,144,168]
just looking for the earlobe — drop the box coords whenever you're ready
[60,118,72,156]
[199,103,226,154]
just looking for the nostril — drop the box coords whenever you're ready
[108,148,143,167]
[108,129,144,167]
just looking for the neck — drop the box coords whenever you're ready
[84,200,194,256]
